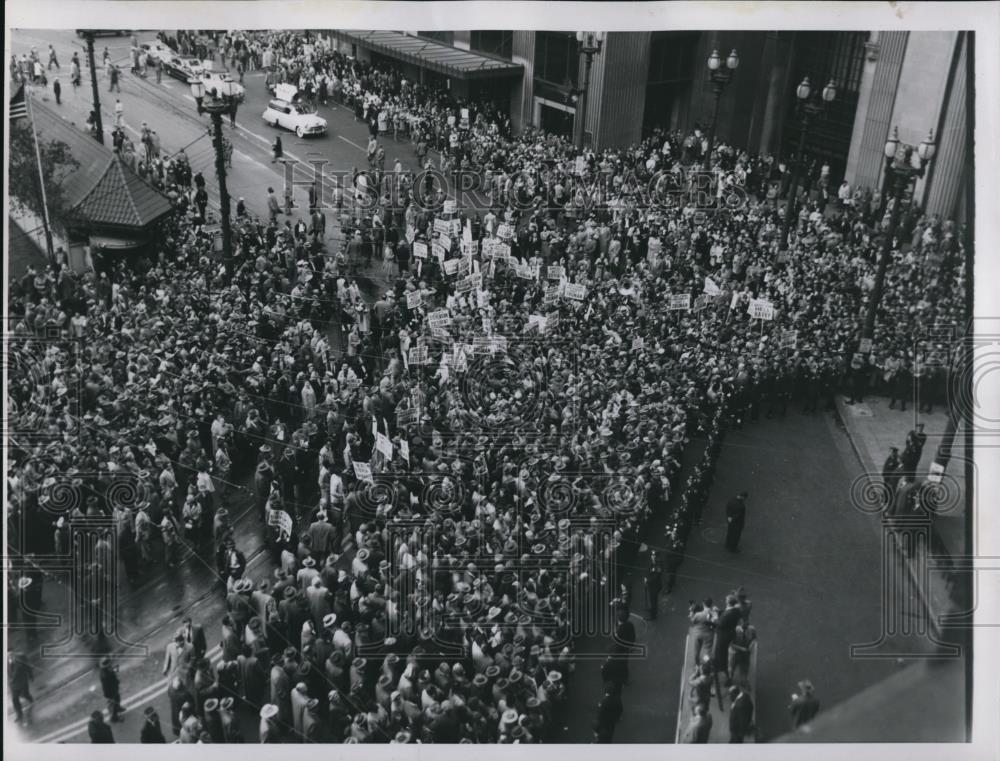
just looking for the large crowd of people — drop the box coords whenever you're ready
[6,29,965,743]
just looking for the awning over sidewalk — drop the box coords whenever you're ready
[332,30,523,80]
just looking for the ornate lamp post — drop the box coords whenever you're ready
[702,48,739,170]
[190,77,237,279]
[779,76,837,250]
[574,32,605,151]
[861,126,937,342]
[79,31,104,144]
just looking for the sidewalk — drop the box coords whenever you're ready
[833,393,969,628]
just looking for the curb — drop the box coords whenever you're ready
[830,396,952,641]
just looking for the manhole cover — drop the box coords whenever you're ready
[701,526,723,544]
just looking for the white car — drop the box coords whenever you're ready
[191,63,246,102]
[139,40,176,64]
[263,97,328,138]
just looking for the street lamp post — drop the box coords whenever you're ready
[81,31,104,144]
[574,32,605,151]
[779,76,837,250]
[702,48,739,170]
[190,78,238,279]
[861,127,937,342]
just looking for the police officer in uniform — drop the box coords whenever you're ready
[643,551,663,620]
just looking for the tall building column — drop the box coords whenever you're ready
[846,31,908,192]
[510,31,535,135]
[922,32,968,219]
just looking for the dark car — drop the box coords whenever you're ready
[162,55,201,84]
[75,30,129,37]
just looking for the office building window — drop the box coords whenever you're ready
[534,31,579,89]
[471,30,513,60]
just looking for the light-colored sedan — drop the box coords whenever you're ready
[193,66,246,103]
[262,97,328,138]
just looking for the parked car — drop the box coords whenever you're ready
[139,41,177,64]
[76,29,128,37]
[262,96,328,138]
[162,55,201,83]
[192,66,246,103]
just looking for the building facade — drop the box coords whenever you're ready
[331,29,971,221]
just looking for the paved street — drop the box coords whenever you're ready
[558,403,958,743]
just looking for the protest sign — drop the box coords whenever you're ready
[396,407,419,427]
[780,329,798,349]
[547,265,565,281]
[406,290,423,310]
[428,309,452,327]
[563,283,586,301]
[266,507,294,536]
[432,242,448,262]
[375,433,393,461]
[443,258,460,276]
[704,277,721,295]
[408,346,429,365]
[693,294,708,311]
[443,199,457,215]
[497,223,515,240]
[352,461,374,483]
[747,299,775,320]
[858,337,873,354]
[413,241,428,259]
[433,218,451,237]
[668,294,691,310]
[399,440,410,464]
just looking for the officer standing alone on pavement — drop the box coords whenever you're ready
[644,551,663,620]
[725,491,749,552]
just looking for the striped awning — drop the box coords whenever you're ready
[332,30,523,80]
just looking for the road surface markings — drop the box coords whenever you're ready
[339,135,366,152]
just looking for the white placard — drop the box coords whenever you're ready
[413,241,428,259]
[376,432,393,460]
[406,291,423,309]
[443,200,457,215]
[668,294,691,310]
[352,461,373,483]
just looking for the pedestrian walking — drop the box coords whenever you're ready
[99,657,124,722]
[643,551,663,620]
[8,652,34,725]
[48,44,60,70]
[88,710,115,743]
[272,135,283,163]
[109,64,120,93]
[114,98,124,128]
[725,491,748,552]
[592,683,623,743]
[267,187,281,224]
[52,76,61,104]
[140,707,167,743]
[789,679,820,728]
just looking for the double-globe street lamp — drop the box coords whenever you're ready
[702,48,739,170]
[860,126,937,344]
[574,32,605,151]
[190,77,238,279]
[779,76,837,250]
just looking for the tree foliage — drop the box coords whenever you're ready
[8,120,80,234]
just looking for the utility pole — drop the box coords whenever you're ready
[83,31,104,144]
[209,110,235,280]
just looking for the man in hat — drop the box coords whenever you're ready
[593,682,623,742]
[789,679,820,728]
[99,657,124,722]
[8,652,34,725]
[882,446,902,506]
[728,684,755,743]
[140,706,167,743]
[643,551,663,620]
[683,704,712,743]
[219,696,242,742]
[725,491,748,552]
[88,709,115,743]
[259,703,282,742]
[162,630,193,680]
[181,616,208,660]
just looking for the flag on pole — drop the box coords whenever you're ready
[9,83,28,122]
